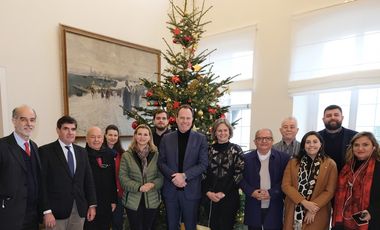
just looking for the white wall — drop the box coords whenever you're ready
[0,0,344,146]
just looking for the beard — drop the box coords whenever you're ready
[155,125,168,132]
[324,120,342,130]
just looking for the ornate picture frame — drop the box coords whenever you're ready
[60,24,161,137]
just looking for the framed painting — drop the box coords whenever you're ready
[60,24,161,137]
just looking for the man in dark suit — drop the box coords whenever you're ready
[0,105,41,230]
[84,126,117,230]
[39,116,97,230]
[158,104,208,230]
[318,104,357,172]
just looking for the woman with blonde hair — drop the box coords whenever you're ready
[332,131,380,230]
[119,124,163,230]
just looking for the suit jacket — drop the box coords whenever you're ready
[239,148,289,229]
[0,133,41,230]
[158,130,208,200]
[39,140,97,219]
[282,157,337,230]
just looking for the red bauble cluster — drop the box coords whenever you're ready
[171,75,181,84]
[131,120,139,129]
[208,108,217,114]
[168,116,176,124]
[146,90,153,97]
[173,101,181,109]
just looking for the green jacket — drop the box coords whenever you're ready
[119,148,163,210]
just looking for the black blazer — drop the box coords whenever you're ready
[39,140,97,219]
[0,133,41,230]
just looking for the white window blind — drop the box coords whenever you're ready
[199,26,255,81]
[289,0,380,94]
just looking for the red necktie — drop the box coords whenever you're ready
[24,142,31,157]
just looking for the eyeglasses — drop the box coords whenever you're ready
[255,137,273,142]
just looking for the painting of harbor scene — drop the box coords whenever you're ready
[61,25,160,136]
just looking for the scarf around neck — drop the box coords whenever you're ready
[294,153,322,228]
[136,145,150,177]
[333,156,375,230]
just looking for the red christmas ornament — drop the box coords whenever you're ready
[153,101,159,106]
[173,101,181,109]
[172,27,181,35]
[131,121,139,129]
[171,75,181,84]
[168,116,176,124]
[184,36,192,41]
[220,114,226,119]
[146,90,153,97]
[208,108,217,114]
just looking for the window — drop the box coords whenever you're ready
[199,26,255,149]
[290,0,380,140]
[221,91,252,150]
[293,86,380,140]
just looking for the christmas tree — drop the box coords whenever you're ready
[125,0,236,142]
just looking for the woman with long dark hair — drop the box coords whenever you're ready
[282,131,338,230]
[103,125,125,230]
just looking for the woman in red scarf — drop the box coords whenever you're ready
[332,131,380,230]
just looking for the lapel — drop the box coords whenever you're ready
[54,140,74,178]
[171,132,179,165]
[6,134,27,172]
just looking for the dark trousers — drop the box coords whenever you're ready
[112,197,124,230]
[165,192,199,230]
[22,208,39,230]
[208,191,240,230]
[125,197,158,230]
[84,210,112,230]
[248,208,281,230]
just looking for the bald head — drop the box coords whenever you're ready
[86,126,103,150]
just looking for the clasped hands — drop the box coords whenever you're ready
[139,182,155,192]
[251,189,270,201]
[301,200,320,224]
[206,191,225,203]
[171,173,187,188]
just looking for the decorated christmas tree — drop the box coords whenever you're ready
[125,0,237,142]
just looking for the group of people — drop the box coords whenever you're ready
[0,104,379,230]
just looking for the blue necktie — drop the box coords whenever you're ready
[65,146,75,177]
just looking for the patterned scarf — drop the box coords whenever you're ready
[137,146,149,178]
[333,157,375,230]
[294,154,322,229]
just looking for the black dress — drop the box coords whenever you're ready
[202,142,244,230]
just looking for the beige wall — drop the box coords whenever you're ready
[0,0,344,146]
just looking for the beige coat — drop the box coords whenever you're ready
[282,157,338,230]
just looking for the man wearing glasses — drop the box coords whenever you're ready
[240,128,290,230]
